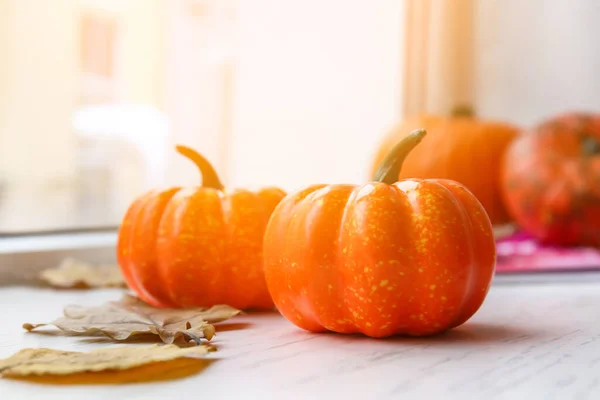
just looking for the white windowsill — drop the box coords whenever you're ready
[0,231,117,254]
[0,231,117,285]
[2,230,600,286]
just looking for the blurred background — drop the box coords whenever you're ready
[0,0,599,239]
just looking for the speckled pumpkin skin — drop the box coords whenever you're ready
[501,112,600,247]
[263,179,496,338]
[117,186,286,310]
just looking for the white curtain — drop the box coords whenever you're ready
[402,0,475,116]
[164,0,476,189]
[227,0,405,188]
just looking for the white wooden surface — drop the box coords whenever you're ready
[1,279,600,400]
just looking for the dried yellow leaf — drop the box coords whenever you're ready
[39,258,125,289]
[24,294,241,345]
[0,345,211,383]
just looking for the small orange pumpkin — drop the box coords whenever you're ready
[117,145,286,309]
[370,111,519,225]
[264,129,496,338]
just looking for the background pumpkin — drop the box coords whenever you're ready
[369,110,519,225]
[501,112,600,247]
[263,129,496,338]
[117,145,286,310]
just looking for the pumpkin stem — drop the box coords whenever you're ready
[451,104,475,118]
[582,135,600,156]
[372,129,427,184]
[175,145,225,190]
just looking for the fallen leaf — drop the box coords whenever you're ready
[0,344,212,384]
[24,294,241,345]
[493,223,518,240]
[39,258,126,289]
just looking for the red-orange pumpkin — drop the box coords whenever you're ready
[501,112,600,247]
[370,112,519,225]
[264,129,496,338]
[117,146,286,309]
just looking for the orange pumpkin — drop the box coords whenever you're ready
[264,129,496,338]
[369,112,519,225]
[117,145,286,310]
[501,112,600,247]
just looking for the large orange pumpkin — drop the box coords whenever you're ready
[370,112,519,225]
[264,129,496,338]
[501,112,600,247]
[117,145,286,310]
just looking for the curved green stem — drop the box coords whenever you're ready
[175,145,225,190]
[372,128,427,184]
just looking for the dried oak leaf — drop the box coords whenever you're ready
[23,294,241,345]
[0,344,211,383]
[39,258,126,289]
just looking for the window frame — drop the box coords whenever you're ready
[0,230,117,285]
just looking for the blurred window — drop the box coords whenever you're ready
[1,0,599,235]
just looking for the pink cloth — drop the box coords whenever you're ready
[495,231,600,273]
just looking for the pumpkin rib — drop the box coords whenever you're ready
[440,180,495,329]
[387,180,420,329]
[392,179,472,336]
[391,179,434,337]
[336,185,364,335]
[263,185,328,330]
[219,189,238,309]
[118,189,181,308]
[131,188,181,308]
[303,184,363,334]
[221,189,272,310]
[430,180,479,330]
[157,187,228,308]
[337,184,366,335]
[365,182,418,337]
[296,186,333,330]
[391,179,428,336]
[262,191,295,320]
[117,190,155,300]
[291,185,343,331]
